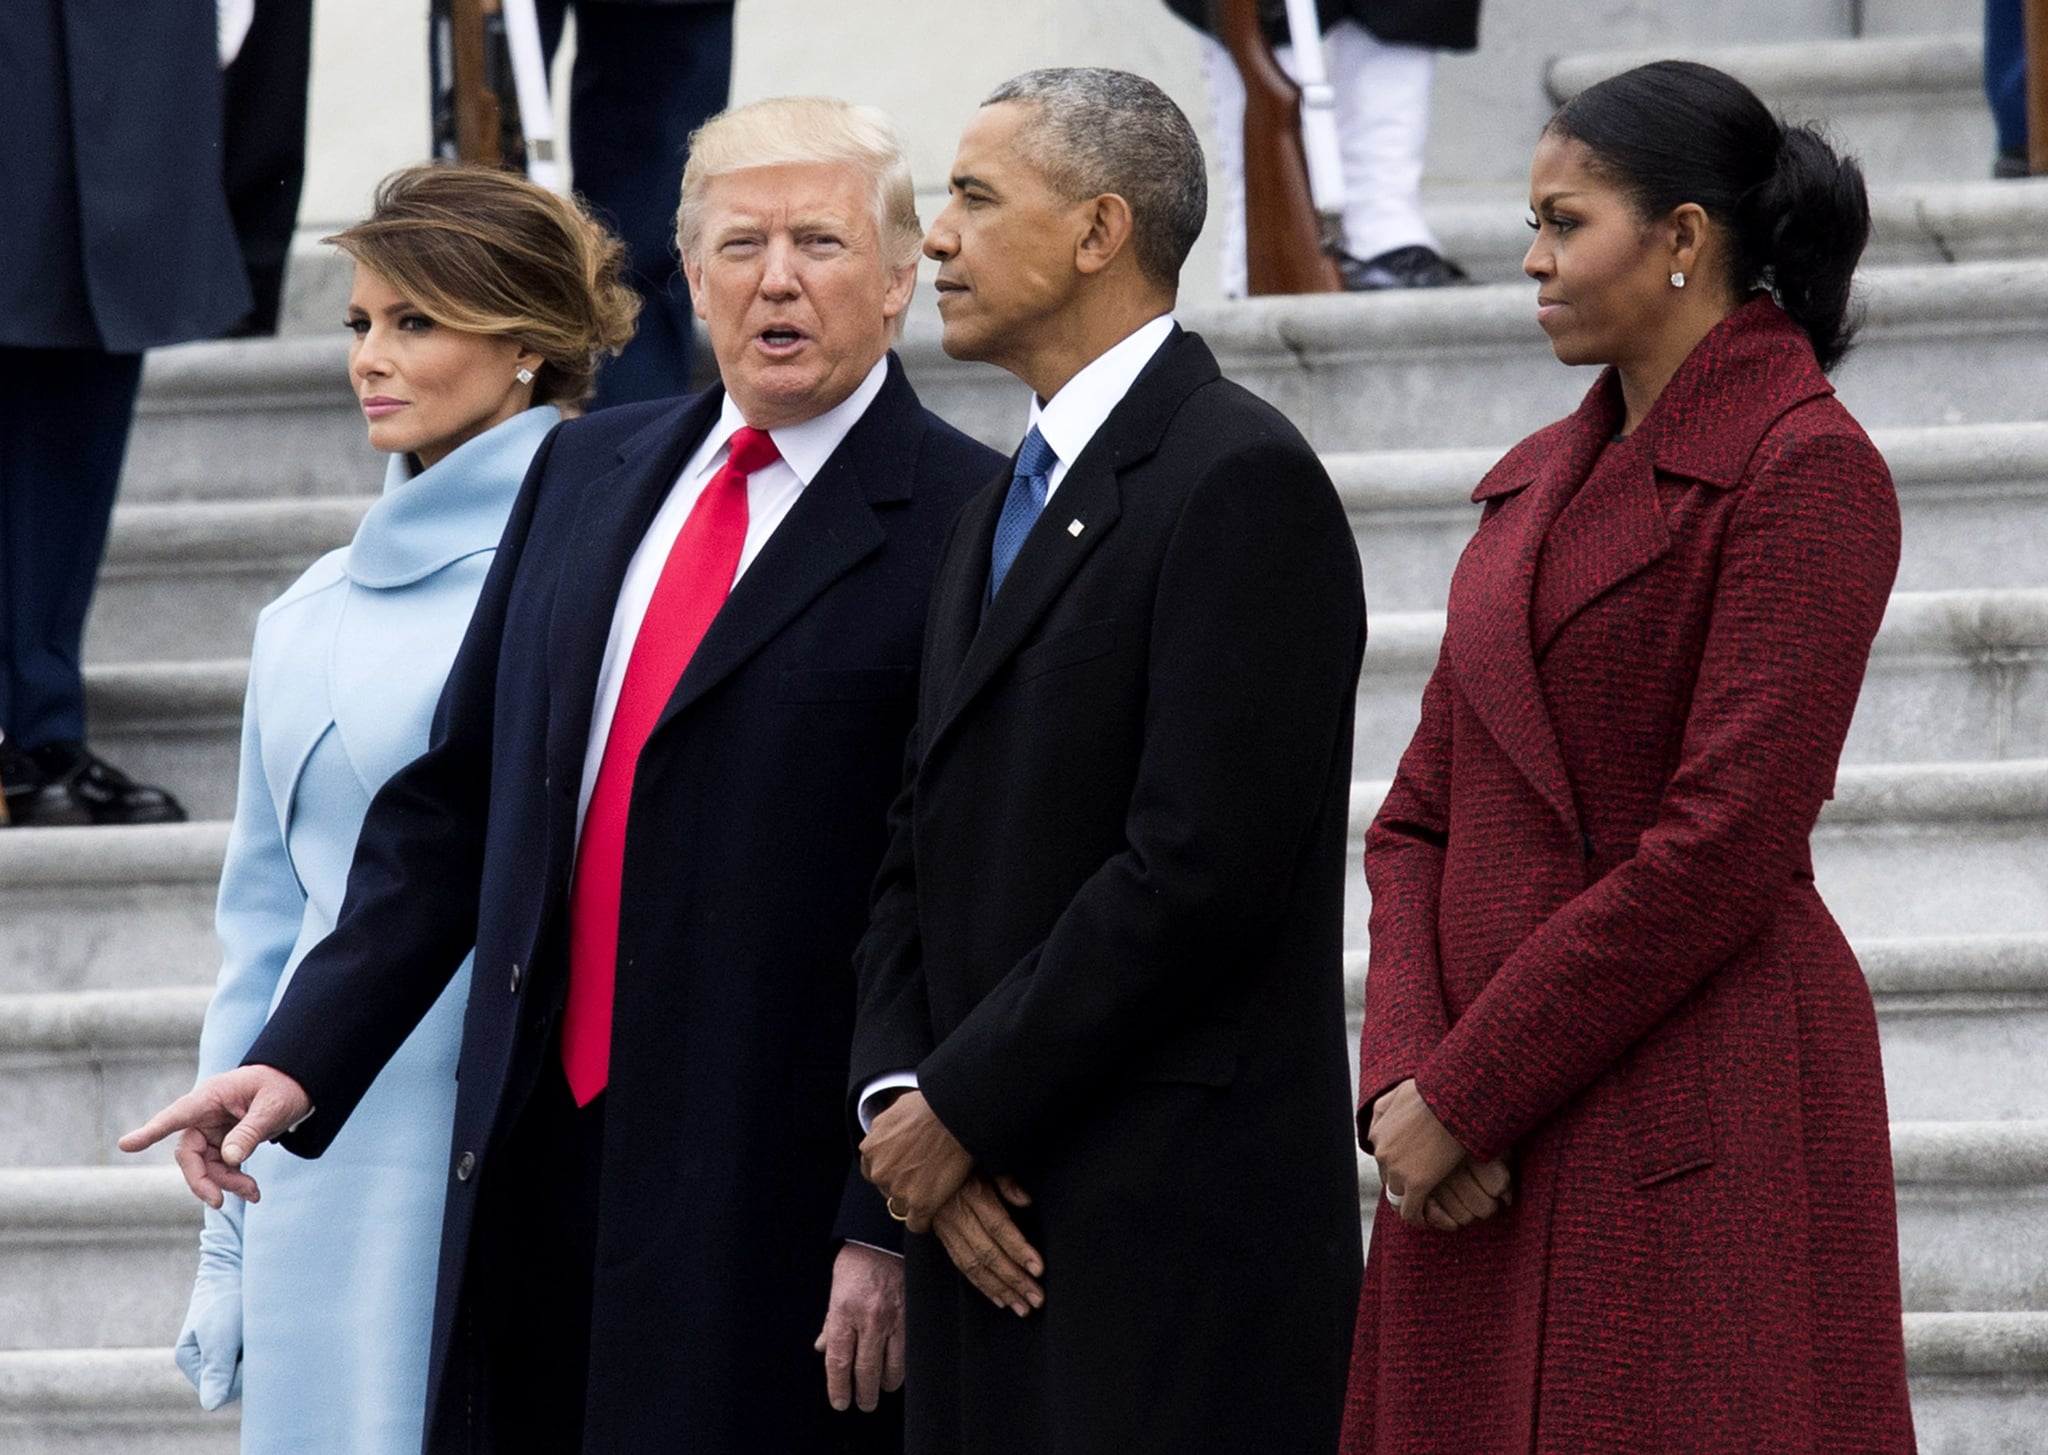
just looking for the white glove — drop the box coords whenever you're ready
[174,1201,246,1409]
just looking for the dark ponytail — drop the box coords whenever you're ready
[1546,60,1872,372]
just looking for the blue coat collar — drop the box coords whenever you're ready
[348,406,562,588]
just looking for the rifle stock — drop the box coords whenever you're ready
[2029,0,2047,175]
[1214,0,1341,294]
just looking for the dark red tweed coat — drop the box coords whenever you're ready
[1343,299,1917,1453]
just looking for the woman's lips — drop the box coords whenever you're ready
[361,397,406,419]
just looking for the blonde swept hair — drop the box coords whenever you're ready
[326,164,641,408]
[676,97,922,273]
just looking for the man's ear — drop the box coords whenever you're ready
[1074,193,1137,277]
[681,250,710,321]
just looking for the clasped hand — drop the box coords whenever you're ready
[1368,1078,1513,1232]
[118,1065,313,1207]
[859,1091,1046,1315]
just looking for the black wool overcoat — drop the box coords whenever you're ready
[247,358,1001,1453]
[850,330,1367,1454]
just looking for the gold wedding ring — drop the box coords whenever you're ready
[886,1196,910,1222]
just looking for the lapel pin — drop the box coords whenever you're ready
[1067,519,1085,537]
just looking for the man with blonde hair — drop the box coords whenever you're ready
[125,97,1002,1452]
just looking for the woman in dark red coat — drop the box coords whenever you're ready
[1344,61,1918,1452]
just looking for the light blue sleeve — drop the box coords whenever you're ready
[175,664,307,1409]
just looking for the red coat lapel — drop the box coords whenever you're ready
[1446,403,1607,835]
[1533,299,1836,653]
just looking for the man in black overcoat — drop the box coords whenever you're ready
[852,69,1367,1454]
[125,98,1002,1452]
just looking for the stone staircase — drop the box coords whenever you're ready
[4,20,2044,1455]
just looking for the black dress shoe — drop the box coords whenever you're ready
[1994,147,2032,180]
[26,740,187,825]
[0,740,92,827]
[1337,244,1472,291]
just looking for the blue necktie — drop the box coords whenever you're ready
[989,426,1057,599]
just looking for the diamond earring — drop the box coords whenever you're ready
[1670,271,1687,289]
[516,367,535,385]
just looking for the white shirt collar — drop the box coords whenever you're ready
[702,353,891,484]
[1026,313,1176,474]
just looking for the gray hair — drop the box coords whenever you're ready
[983,68,1206,289]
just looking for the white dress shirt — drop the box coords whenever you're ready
[857,313,1176,1131]
[574,357,890,842]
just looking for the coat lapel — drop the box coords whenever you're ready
[1528,431,1672,657]
[648,363,928,733]
[923,329,1217,757]
[920,471,1009,717]
[542,391,721,790]
[1446,402,1606,835]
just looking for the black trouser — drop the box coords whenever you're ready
[0,346,142,748]
[220,0,313,336]
[464,1061,607,1452]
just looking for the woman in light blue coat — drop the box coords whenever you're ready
[175,164,637,1454]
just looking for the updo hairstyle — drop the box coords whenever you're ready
[326,164,641,407]
[1546,60,1871,372]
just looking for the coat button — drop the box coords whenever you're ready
[509,962,522,994]
[455,1151,476,1182]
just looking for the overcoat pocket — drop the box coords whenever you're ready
[775,666,914,703]
[1013,619,1117,681]
[1623,1012,1718,1187]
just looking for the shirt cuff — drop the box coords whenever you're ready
[845,1239,904,1259]
[857,1072,919,1132]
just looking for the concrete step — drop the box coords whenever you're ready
[0,826,226,997]
[87,498,368,665]
[1808,759,2048,941]
[1548,34,1996,184]
[7,1118,2034,1349]
[1428,179,2048,286]
[0,1326,2030,1455]
[15,932,2039,1173]
[1907,1312,2048,1454]
[89,421,2047,673]
[0,989,207,1169]
[903,260,2048,455]
[1344,759,2048,948]
[1858,0,1982,36]
[128,259,2048,496]
[1860,936,2048,1123]
[1343,1122,2048,1319]
[1344,934,2048,1124]
[0,1348,234,1455]
[124,336,377,504]
[1896,1122,2048,1313]
[0,1168,197,1352]
[1353,590,2048,777]
[83,662,245,824]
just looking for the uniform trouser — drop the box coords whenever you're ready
[1986,0,2030,156]
[1201,20,1440,298]
[221,0,314,336]
[0,346,143,749]
[533,1,736,409]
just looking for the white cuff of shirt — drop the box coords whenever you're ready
[857,1072,920,1132]
[845,1239,904,1259]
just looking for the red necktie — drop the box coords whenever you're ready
[561,425,781,1104]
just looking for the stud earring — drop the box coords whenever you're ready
[1670,271,1687,289]
[516,367,535,385]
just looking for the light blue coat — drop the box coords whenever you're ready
[176,407,557,1453]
